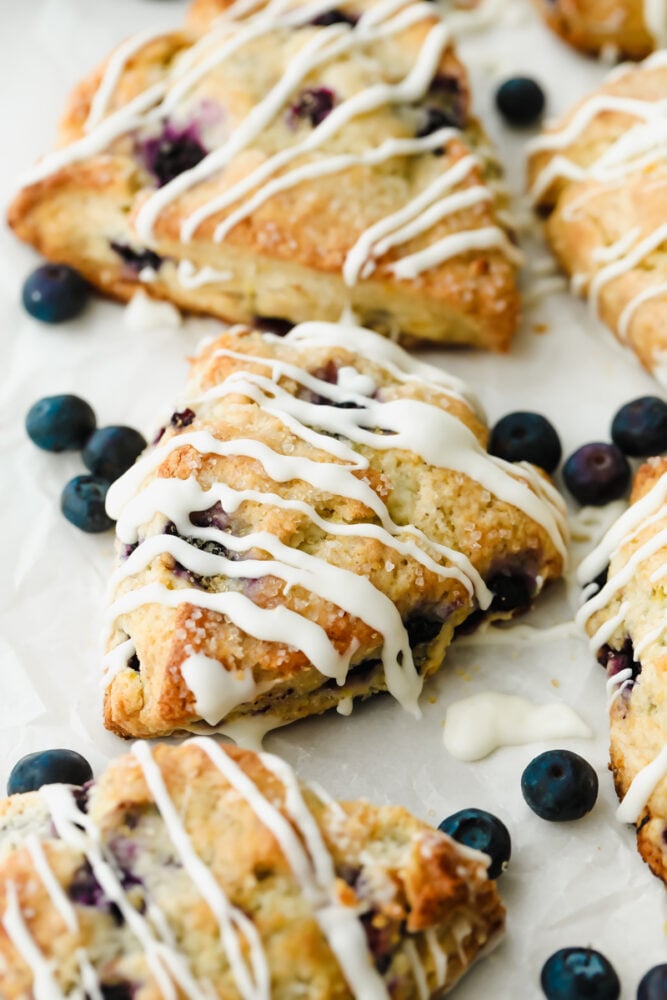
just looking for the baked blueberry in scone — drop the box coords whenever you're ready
[527,53,667,388]
[577,457,667,885]
[0,739,506,999]
[8,0,520,350]
[103,320,567,739]
[531,0,666,58]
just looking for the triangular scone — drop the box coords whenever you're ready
[527,55,667,386]
[103,321,567,739]
[530,0,660,58]
[0,739,506,998]
[8,0,520,350]
[577,458,667,884]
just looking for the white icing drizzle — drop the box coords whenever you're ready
[443,692,592,761]
[591,228,641,264]
[588,224,667,318]
[85,29,165,131]
[618,281,667,341]
[176,260,234,289]
[616,745,667,823]
[131,742,271,1000]
[644,0,667,48]
[103,635,136,681]
[25,835,78,935]
[425,927,448,988]
[606,667,634,709]
[389,225,521,280]
[336,696,354,715]
[2,881,66,1000]
[405,939,429,1000]
[181,654,258,725]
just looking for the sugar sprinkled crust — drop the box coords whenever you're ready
[0,738,505,998]
[8,0,520,351]
[527,52,667,386]
[103,319,567,740]
[530,0,664,58]
[577,458,667,884]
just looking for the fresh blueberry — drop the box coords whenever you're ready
[61,475,115,533]
[25,394,96,452]
[495,76,546,127]
[563,442,631,506]
[82,426,147,482]
[438,808,511,879]
[521,749,598,822]
[22,264,90,324]
[638,965,667,999]
[489,411,562,473]
[541,948,620,1000]
[7,749,93,795]
[611,396,667,457]
[288,87,336,127]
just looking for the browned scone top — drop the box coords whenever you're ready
[103,321,567,740]
[527,55,667,384]
[8,0,520,350]
[530,0,659,58]
[578,457,667,885]
[0,739,506,998]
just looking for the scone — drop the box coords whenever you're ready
[103,319,567,739]
[531,0,666,58]
[0,738,506,998]
[7,0,521,350]
[527,53,667,386]
[577,458,667,884]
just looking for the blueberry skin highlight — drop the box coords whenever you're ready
[26,394,96,452]
[541,948,620,1000]
[638,964,667,1000]
[22,264,90,323]
[489,411,562,473]
[61,475,115,533]
[496,76,546,127]
[611,396,667,457]
[563,442,631,506]
[521,749,598,822]
[83,426,147,482]
[438,808,511,878]
[8,749,93,795]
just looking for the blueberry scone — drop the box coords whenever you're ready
[8,0,520,350]
[531,0,667,58]
[577,458,667,884]
[527,53,667,387]
[103,320,567,739]
[0,738,506,998]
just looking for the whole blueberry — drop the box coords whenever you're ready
[562,442,631,506]
[541,948,620,1000]
[489,411,562,473]
[438,808,511,878]
[638,965,667,999]
[521,749,598,822]
[611,396,667,457]
[22,264,90,324]
[7,749,93,795]
[25,394,96,452]
[61,475,115,533]
[82,426,147,482]
[496,76,546,127]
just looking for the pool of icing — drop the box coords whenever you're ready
[0,0,666,996]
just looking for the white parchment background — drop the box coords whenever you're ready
[0,0,666,995]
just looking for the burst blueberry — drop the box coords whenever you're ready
[611,396,667,457]
[288,87,336,127]
[61,475,115,533]
[521,749,598,822]
[496,76,546,127]
[311,8,356,24]
[140,124,207,187]
[489,411,562,473]
[563,442,631,506]
[83,425,147,482]
[638,964,667,1000]
[438,808,511,879]
[22,264,90,323]
[7,749,93,795]
[26,394,96,452]
[541,948,620,1000]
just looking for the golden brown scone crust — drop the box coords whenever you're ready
[0,740,505,998]
[8,0,519,351]
[530,0,657,58]
[527,57,667,381]
[103,323,566,739]
[582,458,667,884]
